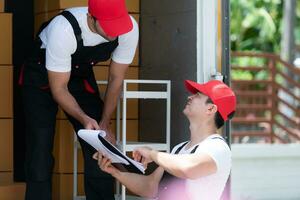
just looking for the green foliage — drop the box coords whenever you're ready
[230,0,283,53]
[230,0,283,80]
[295,2,300,44]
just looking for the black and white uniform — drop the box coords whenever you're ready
[20,7,138,200]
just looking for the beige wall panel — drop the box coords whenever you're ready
[0,119,13,171]
[0,66,13,118]
[0,13,12,65]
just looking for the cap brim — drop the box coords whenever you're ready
[184,80,209,96]
[98,14,133,37]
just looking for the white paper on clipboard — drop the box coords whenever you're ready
[78,129,129,164]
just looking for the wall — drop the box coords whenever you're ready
[231,144,300,200]
[139,0,197,147]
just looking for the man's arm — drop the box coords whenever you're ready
[151,151,217,180]
[114,166,163,198]
[48,70,100,129]
[93,151,164,198]
[134,148,217,180]
[99,60,129,140]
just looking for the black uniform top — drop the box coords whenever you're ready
[20,10,118,94]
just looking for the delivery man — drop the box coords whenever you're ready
[94,80,236,200]
[20,0,138,199]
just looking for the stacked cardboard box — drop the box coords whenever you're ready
[0,0,4,12]
[0,8,26,200]
[0,11,13,174]
[33,0,140,198]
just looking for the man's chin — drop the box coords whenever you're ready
[183,108,188,116]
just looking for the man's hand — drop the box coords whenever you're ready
[93,151,119,176]
[133,147,154,168]
[99,120,116,144]
[82,116,100,130]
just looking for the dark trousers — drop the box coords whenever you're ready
[22,85,115,200]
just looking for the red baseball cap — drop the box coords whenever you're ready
[88,0,133,37]
[185,80,236,121]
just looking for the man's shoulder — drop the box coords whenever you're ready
[201,136,230,152]
[43,7,88,39]
[65,7,88,15]
[118,15,139,40]
[197,136,231,164]
[48,7,87,27]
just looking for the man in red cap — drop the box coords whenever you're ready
[94,80,236,200]
[21,0,138,199]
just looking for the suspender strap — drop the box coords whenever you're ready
[174,135,224,155]
[190,145,199,153]
[211,136,226,142]
[174,141,188,154]
[60,11,84,49]
[174,141,199,154]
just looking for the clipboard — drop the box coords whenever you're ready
[78,129,145,174]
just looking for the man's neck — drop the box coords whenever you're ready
[188,122,217,147]
[87,17,97,33]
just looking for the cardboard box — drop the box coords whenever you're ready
[93,65,139,89]
[0,119,13,171]
[0,183,25,200]
[0,172,13,185]
[0,13,12,65]
[126,0,140,13]
[52,173,84,200]
[34,10,61,35]
[56,106,67,120]
[94,65,139,119]
[0,66,13,118]
[53,120,84,173]
[34,0,87,14]
[93,65,138,81]
[34,0,139,14]
[111,119,139,141]
[0,0,4,12]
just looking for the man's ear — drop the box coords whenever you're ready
[206,104,218,116]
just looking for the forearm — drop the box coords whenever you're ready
[150,151,191,179]
[101,77,122,122]
[113,171,157,198]
[52,87,88,124]
[149,150,217,179]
